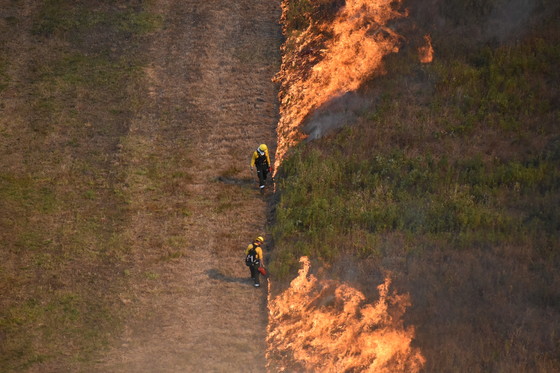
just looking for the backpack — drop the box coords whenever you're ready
[245,245,259,267]
[255,151,268,168]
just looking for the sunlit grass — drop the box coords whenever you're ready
[0,0,163,370]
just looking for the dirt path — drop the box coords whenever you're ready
[99,0,280,371]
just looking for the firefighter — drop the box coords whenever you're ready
[245,236,265,287]
[250,144,272,190]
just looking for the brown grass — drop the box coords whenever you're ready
[0,0,281,371]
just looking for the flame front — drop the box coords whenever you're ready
[269,2,424,370]
[266,257,425,372]
[274,0,406,169]
[418,34,434,63]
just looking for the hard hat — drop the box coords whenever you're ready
[255,236,264,243]
[258,144,268,152]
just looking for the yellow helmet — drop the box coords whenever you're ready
[257,144,268,155]
[255,236,264,243]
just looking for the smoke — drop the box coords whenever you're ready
[303,92,368,141]
[302,0,544,143]
[409,0,557,52]
[274,0,405,167]
[484,0,537,43]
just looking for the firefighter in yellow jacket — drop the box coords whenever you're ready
[245,236,265,287]
[250,144,272,190]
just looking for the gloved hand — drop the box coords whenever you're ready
[268,167,272,173]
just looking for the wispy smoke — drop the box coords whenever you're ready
[484,0,537,43]
[303,92,368,141]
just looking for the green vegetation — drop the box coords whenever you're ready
[0,0,162,370]
[271,0,559,371]
[429,39,558,133]
[273,136,559,274]
[32,0,162,37]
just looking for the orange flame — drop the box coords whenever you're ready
[418,34,434,63]
[266,257,425,372]
[274,0,406,170]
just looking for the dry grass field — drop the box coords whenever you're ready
[1,0,280,371]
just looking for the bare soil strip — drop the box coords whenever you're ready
[99,0,280,371]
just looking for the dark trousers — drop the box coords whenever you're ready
[249,264,260,285]
[256,165,269,187]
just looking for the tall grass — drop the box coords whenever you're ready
[271,0,560,370]
[273,142,559,273]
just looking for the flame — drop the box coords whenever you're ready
[266,257,425,372]
[274,0,406,170]
[418,34,434,63]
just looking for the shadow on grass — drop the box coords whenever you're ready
[206,269,252,285]
[216,175,278,197]
[216,176,254,185]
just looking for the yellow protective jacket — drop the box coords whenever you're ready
[250,149,271,169]
[246,243,263,264]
